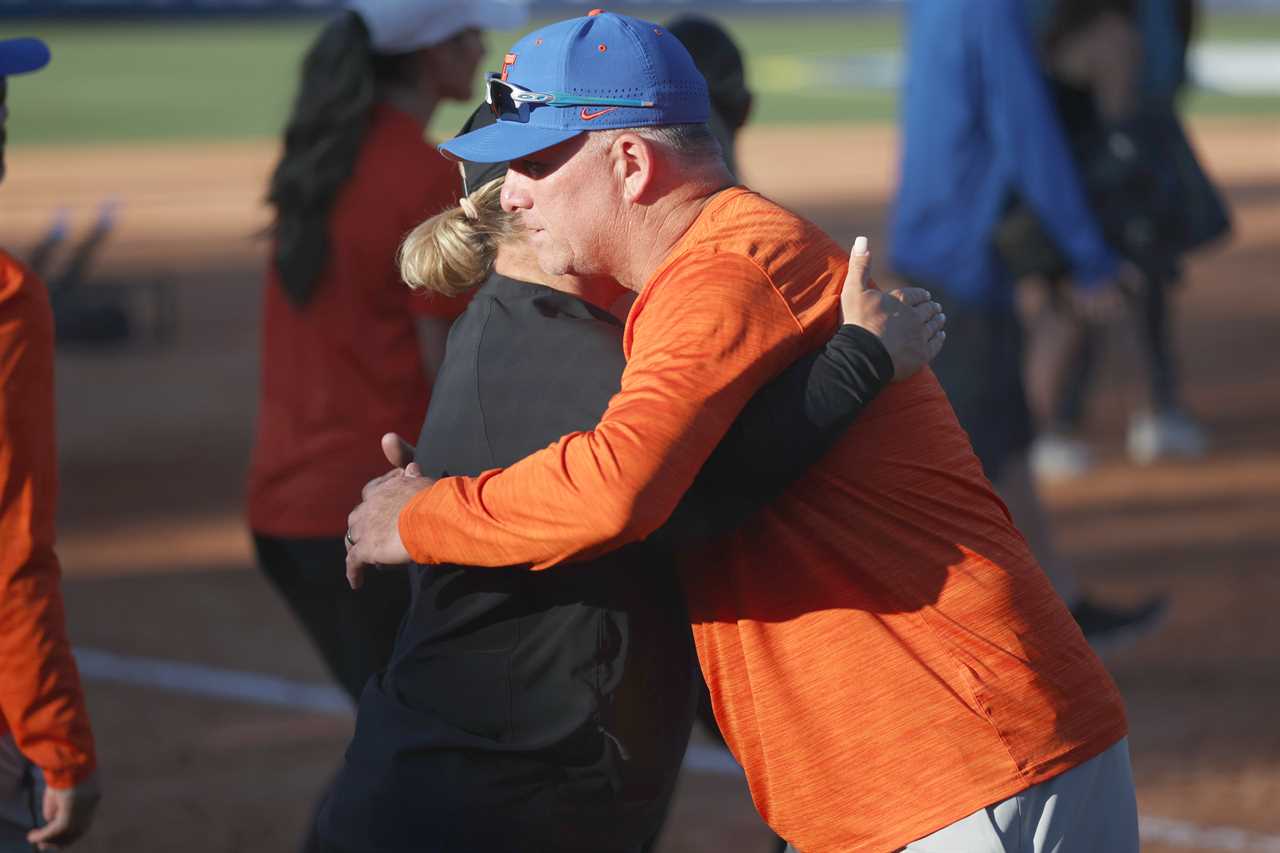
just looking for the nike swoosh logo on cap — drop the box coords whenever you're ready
[580,107,617,121]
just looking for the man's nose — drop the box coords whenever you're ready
[500,170,531,213]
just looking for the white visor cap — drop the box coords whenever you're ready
[347,0,529,54]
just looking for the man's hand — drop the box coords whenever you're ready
[345,469,433,590]
[352,431,420,525]
[27,771,101,850]
[381,432,416,469]
[839,236,946,381]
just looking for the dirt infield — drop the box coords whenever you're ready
[2,118,1278,851]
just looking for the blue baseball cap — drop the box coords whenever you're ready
[0,38,51,77]
[440,10,709,164]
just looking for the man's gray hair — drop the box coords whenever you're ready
[598,123,724,165]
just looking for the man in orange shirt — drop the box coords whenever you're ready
[346,12,1137,851]
[0,38,101,852]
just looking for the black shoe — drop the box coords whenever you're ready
[1071,595,1169,653]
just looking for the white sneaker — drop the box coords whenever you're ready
[1127,410,1208,465]
[1031,433,1095,481]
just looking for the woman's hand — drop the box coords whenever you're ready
[839,236,946,381]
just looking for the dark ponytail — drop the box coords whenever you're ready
[266,11,380,306]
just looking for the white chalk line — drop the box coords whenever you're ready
[75,647,354,715]
[75,647,1280,851]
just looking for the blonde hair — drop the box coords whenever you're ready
[399,176,517,298]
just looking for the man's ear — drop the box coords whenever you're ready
[609,132,659,204]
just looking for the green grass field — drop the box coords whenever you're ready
[3,10,1278,146]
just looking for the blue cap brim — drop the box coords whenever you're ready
[0,38,51,77]
[439,120,583,165]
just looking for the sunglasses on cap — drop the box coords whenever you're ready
[485,73,655,123]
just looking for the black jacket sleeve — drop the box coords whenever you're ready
[649,324,894,549]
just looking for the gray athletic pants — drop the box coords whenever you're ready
[785,737,1138,853]
[0,735,40,853]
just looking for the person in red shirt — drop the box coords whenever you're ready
[245,0,526,703]
[0,38,101,852]
[347,13,1138,851]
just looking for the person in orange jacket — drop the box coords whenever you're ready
[0,38,101,852]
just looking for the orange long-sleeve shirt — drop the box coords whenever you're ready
[0,249,97,790]
[247,103,469,538]
[399,188,1126,851]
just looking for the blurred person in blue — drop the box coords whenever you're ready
[0,37,102,852]
[246,0,527,705]
[890,0,1167,648]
